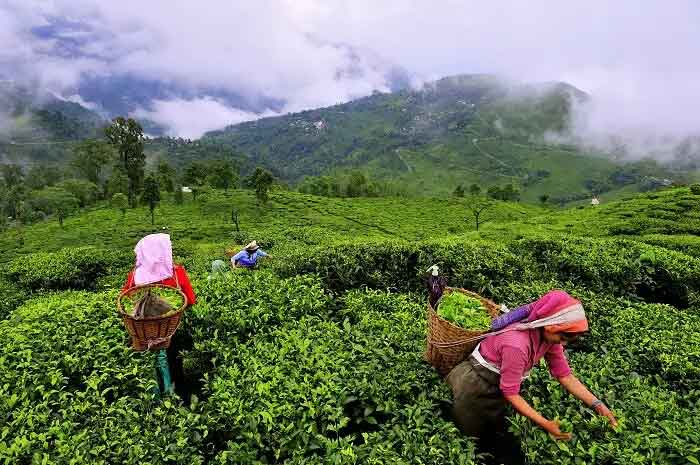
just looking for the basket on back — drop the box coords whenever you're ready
[117,283,187,352]
[425,287,500,377]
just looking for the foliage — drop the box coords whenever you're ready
[5,246,131,291]
[71,138,114,186]
[142,173,161,225]
[105,117,146,208]
[0,292,209,464]
[1,186,700,464]
[28,186,79,226]
[111,192,128,216]
[56,178,99,207]
[437,291,491,329]
[248,167,274,204]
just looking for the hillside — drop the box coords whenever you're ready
[203,74,674,202]
[1,187,699,464]
[0,82,105,163]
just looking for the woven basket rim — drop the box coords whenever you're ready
[429,287,499,333]
[116,283,187,320]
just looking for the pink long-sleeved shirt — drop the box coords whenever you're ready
[479,328,571,396]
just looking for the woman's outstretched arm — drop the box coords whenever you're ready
[505,394,572,441]
[557,374,618,427]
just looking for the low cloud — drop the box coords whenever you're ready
[134,97,278,139]
[0,0,698,155]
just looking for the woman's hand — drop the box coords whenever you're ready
[543,419,573,441]
[594,402,618,428]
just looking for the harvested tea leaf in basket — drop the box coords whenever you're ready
[437,291,491,330]
[122,286,185,318]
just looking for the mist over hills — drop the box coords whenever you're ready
[0,74,688,203]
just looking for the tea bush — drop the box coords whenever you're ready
[0,292,208,464]
[181,271,331,383]
[0,276,29,320]
[510,236,700,307]
[274,238,534,296]
[512,352,700,465]
[5,246,132,291]
[202,290,480,464]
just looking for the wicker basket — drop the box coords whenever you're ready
[424,287,500,377]
[117,284,187,352]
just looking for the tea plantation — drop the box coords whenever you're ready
[1,187,700,464]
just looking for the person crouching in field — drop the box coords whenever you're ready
[230,241,269,269]
[446,290,617,463]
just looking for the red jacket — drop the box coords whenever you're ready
[122,264,196,306]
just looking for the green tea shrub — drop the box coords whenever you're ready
[599,302,700,390]
[181,271,331,382]
[511,236,700,308]
[202,291,480,464]
[690,183,700,195]
[512,352,700,465]
[5,246,132,291]
[0,292,208,464]
[274,238,533,297]
[0,276,29,320]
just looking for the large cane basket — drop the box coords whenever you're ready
[117,283,187,352]
[425,287,500,377]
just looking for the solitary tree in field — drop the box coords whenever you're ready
[466,195,495,231]
[453,185,465,197]
[104,117,145,208]
[111,193,128,217]
[156,159,177,193]
[539,194,550,204]
[71,139,113,187]
[208,159,239,193]
[468,183,481,196]
[142,174,160,225]
[249,167,274,204]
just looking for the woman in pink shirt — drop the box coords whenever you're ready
[446,291,617,461]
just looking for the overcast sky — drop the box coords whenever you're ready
[1,0,699,151]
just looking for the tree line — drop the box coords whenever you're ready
[0,117,275,229]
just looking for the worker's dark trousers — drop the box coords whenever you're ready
[446,357,525,465]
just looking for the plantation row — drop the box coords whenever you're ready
[2,264,699,464]
[0,224,699,463]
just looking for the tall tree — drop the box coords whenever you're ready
[248,167,274,204]
[70,139,113,187]
[56,179,98,207]
[104,117,145,208]
[29,187,79,227]
[207,159,239,192]
[142,174,161,226]
[183,161,209,201]
[156,159,177,193]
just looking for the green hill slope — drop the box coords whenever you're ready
[203,74,673,201]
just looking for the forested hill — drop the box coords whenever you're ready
[0,82,104,163]
[201,74,673,201]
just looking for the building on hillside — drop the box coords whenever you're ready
[591,197,600,206]
[181,186,192,193]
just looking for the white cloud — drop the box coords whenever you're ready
[133,97,278,139]
[0,0,699,152]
